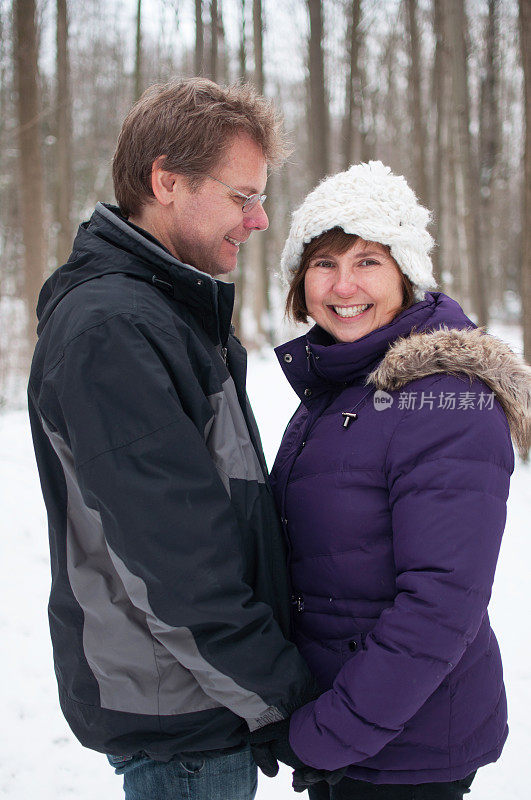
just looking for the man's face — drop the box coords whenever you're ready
[163,133,269,277]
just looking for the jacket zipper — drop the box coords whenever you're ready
[279,393,332,620]
[291,594,305,613]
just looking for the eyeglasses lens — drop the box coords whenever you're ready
[242,195,266,213]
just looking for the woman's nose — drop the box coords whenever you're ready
[333,269,358,296]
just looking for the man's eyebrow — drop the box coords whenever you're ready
[236,186,264,195]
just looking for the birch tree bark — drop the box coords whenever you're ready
[13,0,46,347]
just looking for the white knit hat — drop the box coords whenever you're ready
[280,161,436,302]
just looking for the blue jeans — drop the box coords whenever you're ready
[107,744,257,800]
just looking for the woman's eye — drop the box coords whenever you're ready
[315,260,335,268]
[360,259,378,267]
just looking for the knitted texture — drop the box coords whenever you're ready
[280,161,436,301]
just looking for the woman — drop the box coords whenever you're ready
[270,162,531,799]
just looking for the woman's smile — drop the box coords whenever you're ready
[304,238,403,342]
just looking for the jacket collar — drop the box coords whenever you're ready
[275,293,471,400]
[276,292,531,459]
[36,203,235,345]
[368,325,531,460]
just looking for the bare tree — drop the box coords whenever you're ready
[342,0,362,170]
[479,0,499,301]
[55,0,73,266]
[520,0,531,360]
[249,0,271,345]
[307,0,329,184]
[13,0,46,346]
[195,0,204,76]
[209,0,218,82]
[237,0,247,80]
[217,3,230,84]
[432,0,450,287]
[232,0,247,339]
[253,0,264,92]
[134,0,142,100]
[447,0,488,326]
[405,0,428,207]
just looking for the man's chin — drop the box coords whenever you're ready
[212,261,238,279]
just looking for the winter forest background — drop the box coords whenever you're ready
[1,0,531,404]
[1,1,530,798]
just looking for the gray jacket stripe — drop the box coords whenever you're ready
[42,418,281,728]
[205,377,265,496]
[42,420,223,716]
[106,544,282,730]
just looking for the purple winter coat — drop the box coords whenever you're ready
[271,292,529,784]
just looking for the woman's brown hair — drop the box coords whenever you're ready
[285,227,415,323]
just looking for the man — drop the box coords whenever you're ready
[28,79,319,799]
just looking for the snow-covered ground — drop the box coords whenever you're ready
[1,348,529,799]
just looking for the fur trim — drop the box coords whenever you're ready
[366,327,531,460]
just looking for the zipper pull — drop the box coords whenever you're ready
[305,344,311,372]
[221,346,227,364]
[341,412,358,428]
[291,594,305,612]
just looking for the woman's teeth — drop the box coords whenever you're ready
[332,304,371,318]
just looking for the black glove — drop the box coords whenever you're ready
[292,766,348,793]
[249,718,306,777]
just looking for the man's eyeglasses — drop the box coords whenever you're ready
[207,175,266,213]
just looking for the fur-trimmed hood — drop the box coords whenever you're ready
[367,326,531,460]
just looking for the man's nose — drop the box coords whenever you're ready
[243,202,269,232]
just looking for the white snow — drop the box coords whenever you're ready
[0,348,529,798]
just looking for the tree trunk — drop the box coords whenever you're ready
[250,0,271,346]
[479,0,499,303]
[342,0,362,169]
[447,0,488,326]
[13,0,46,347]
[195,0,204,76]
[405,0,429,207]
[217,4,229,85]
[232,0,247,339]
[55,0,73,267]
[238,0,247,81]
[134,0,142,100]
[209,0,218,82]
[307,0,329,184]
[432,0,450,287]
[519,0,531,361]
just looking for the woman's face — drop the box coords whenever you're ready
[303,237,404,343]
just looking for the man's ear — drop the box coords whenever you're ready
[151,156,186,206]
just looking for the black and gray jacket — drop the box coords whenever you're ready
[28,203,317,760]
